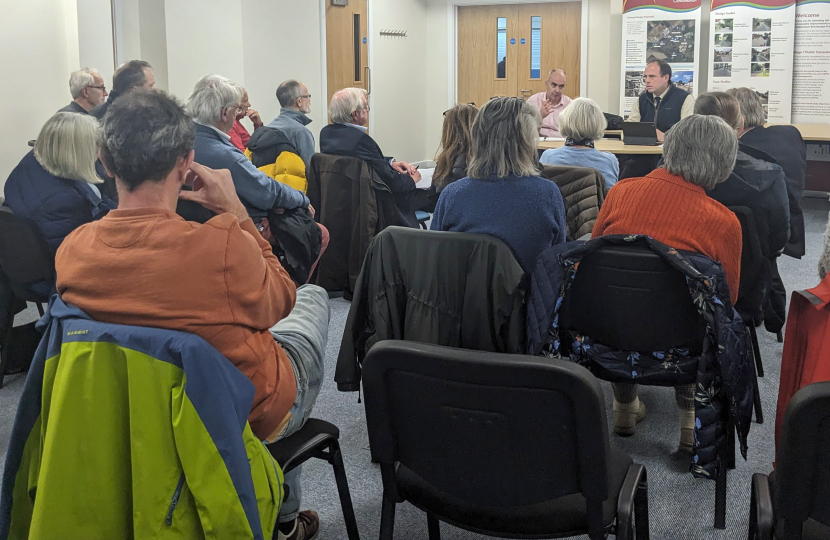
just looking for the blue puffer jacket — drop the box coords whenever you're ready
[4,151,114,256]
[526,235,753,480]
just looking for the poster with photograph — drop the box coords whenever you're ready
[792,0,830,123]
[619,0,702,119]
[707,0,796,123]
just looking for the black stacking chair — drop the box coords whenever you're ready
[0,210,53,387]
[363,340,649,540]
[730,206,767,424]
[266,419,360,540]
[559,244,747,529]
[749,382,830,539]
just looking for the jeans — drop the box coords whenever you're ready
[269,284,330,523]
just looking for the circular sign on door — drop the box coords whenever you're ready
[520,38,526,45]
[510,38,516,45]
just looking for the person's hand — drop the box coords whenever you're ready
[258,218,275,244]
[307,204,315,218]
[411,169,422,183]
[540,100,555,117]
[247,108,263,129]
[656,129,665,142]
[179,162,249,222]
[391,160,407,174]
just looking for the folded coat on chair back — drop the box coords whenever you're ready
[0,297,283,540]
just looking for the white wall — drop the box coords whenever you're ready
[77,0,116,83]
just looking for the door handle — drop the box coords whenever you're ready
[365,66,371,95]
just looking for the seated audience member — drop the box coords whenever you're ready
[229,87,264,152]
[4,112,115,296]
[591,115,742,451]
[268,80,315,169]
[430,97,566,273]
[187,74,310,221]
[526,69,572,138]
[319,87,430,224]
[433,103,478,193]
[91,60,155,119]
[58,68,107,114]
[695,92,790,314]
[727,87,806,259]
[540,97,620,189]
[55,89,328,540]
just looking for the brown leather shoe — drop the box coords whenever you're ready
[278,510,320,540]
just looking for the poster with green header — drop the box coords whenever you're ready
[619,0,702,119]
[708,0,796,122]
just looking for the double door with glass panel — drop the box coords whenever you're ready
[457,3,581,108]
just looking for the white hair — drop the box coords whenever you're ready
[34,113,102,184]
[185,74,244,126]
[69,68,99,99]
[329,88,367,124]
[559,97,607,142]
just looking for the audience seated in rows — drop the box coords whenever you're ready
[268,80,316,170]
[91,60,155,119]
[540,97,619,190]
[430,97,566,273]
[228,86,263,152]
[591,114,743,451]
[54,89,327,540]
[58,68,108,115]
[3,113,115,296]
[695,92,790,325]
[432,102,477,193]
[320,88,431,226]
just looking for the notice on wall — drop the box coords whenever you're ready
[707,0,796,123]
[619,0,702,119]
[792,0,830,123]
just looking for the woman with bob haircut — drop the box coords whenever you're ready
[540,97,619,189]
[431,96,566,273]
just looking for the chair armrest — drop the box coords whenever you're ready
[751,472,774,540]
[616,463,647,540]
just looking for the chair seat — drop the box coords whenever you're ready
[266,418,340,471]
[396,447,633,537]
[415,210,430,222]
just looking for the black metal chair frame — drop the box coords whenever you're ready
[364,341,650,540]
[266,419,360,540]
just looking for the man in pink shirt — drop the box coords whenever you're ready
[526,69,572,138]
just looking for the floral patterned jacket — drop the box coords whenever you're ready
[526,234,753,480]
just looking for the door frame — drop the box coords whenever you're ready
[448,0,588,109]
[319,0,375,133]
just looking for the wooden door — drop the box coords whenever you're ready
[457,4,519,108]
[457,3,582,106]
[516,2,581,100]
[326,0,369,110]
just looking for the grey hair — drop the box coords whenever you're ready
[467,97,541,179]
[726,87,767,129]
[69,68,99,99]
[547,68,566,78]
[277,80,303,107]
[559,97,606,142]
[34,113,101,184]
[329,88,367,124]
[185,74,244,126]
[663,115,737,190]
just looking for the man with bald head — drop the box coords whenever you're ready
[527,69,572,138]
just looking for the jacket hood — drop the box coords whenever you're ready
[247,126,297,154]
[731,147,785,193]
[279,108,312,126]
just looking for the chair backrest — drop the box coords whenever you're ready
[776,381,830,532]
[539,164,606,241]
[363,340,613,516]
[0,210,54,286]
[560,244,706,353]
[728,205,764,311]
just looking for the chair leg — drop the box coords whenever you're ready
[427,513,441,540]
[634,468,649,540]
[727,419,736,470]
[776,331,783,343]
[715,450,728,529]
[749,324,764,377]
[328,441,360,540]
[379,493,396,540]
[36,303,45,317]
[752,354,764,424]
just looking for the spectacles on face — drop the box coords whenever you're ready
[299,94,311,99]
[86,85,107,92]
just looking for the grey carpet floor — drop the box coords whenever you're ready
[1,198,828,540]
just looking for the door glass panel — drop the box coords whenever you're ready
[496,17,507,79]
[530,16,541,79]
[354,14,361,81]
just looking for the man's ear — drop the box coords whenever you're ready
[97,151,115,179]
[179,150,195,181]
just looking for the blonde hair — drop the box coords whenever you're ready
[329,88,367,124]
[467,97,541,179]
[560,97,607,142]
[34,113,101,184]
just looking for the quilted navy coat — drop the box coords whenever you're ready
[526,235,753,480]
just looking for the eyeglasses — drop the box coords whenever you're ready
[299,94,312,99]
[224,106,244,114]
[86,85,107,92]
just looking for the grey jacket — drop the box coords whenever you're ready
[267,108,315,169]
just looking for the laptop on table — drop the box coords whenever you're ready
[622,122,661,146]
